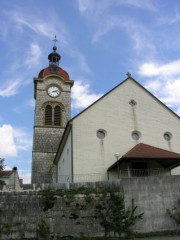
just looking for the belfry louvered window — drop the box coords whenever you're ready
[54,106,61,125]
[44,104,61,126]
[45,105,52,125]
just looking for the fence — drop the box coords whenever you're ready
[57,168,173,183]
[17,168,180,185]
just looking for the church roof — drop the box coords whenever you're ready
[0,170,14,177]
[70,76,180,122]
[123,143,180,159]
[38,66,70,80]
[108,143,180,171]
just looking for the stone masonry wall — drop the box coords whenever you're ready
[32,75,72,184]
[0,176,180,239]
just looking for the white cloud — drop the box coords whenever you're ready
[25,43,42,67]
[145,80,162,92]
[130,29,156,53]
[5,9,91,75]
[67,49,91,74]
[138,60,180,115]
[158,11,180,25]
[78,0,156,57]
[163,79,180,105]
[18,171,31,184]
[124,0,156,11]
[72,80,102,110]
[0,79,22,97]
[77,0,111,19]
[92,16,156,56]
[77,0,155,18]
[176,106,180,116]
[27,99,35,108]
[13,128,32,151]
[92,16,119,43]
[0,125,17,157]
[0,124,32,158]
[139,60,180,77]
[78,0,92,12]
[8,9,68,45]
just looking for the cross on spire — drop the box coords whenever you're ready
[48,35,61,66]
[126,72,131,78]
[53,35,58,46]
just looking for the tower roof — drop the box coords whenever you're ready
[38,36,70,80]
[38,66,70,80]
[48,45,61,66]
[48,35,61,66]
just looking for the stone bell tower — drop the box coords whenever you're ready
[31,37,74,184]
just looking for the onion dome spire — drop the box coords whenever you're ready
[48,35,61,66]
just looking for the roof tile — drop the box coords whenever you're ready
[123,143,180,159]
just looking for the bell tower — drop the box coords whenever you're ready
[31,37,74,184]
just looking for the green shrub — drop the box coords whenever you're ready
[96,193,143,237]
[37,216,50,237]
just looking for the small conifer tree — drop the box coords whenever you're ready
[96,193,143,237]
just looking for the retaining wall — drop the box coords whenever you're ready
[0,176,180,239]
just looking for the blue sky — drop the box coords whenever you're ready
[1,0,180,183]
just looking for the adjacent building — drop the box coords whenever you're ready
[0,167,22,190]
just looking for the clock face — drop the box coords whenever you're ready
[47,86,60,97]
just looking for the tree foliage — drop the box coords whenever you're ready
[167,199,180,225]
[0,158,5,171]
[96,193,144,237]
[37,216,50,237]
[0,158,6,187]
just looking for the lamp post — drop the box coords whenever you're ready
[114,153,120,179]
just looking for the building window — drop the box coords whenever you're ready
[164,132,172,141]
[44,104,62,126]
[132,131,141,140]
[97,129,107,139]
[54,106,61,125]
[45,105,52,125]
[129,99,137,107]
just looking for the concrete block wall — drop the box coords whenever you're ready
[122,176,180,232]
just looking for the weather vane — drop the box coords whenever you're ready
[53,35,58,46]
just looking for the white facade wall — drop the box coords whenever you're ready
[72,79,180,178]
[1,177,9,185]
[0,172,22,190]
[57,131,72,183]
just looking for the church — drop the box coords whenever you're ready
[31,42,180,184]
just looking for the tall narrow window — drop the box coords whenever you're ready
[45,105,52,125]
[54,105,61,126]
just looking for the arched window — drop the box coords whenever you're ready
[45,105,52,125]
[44,104,62,126]
[54,105,61,126]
